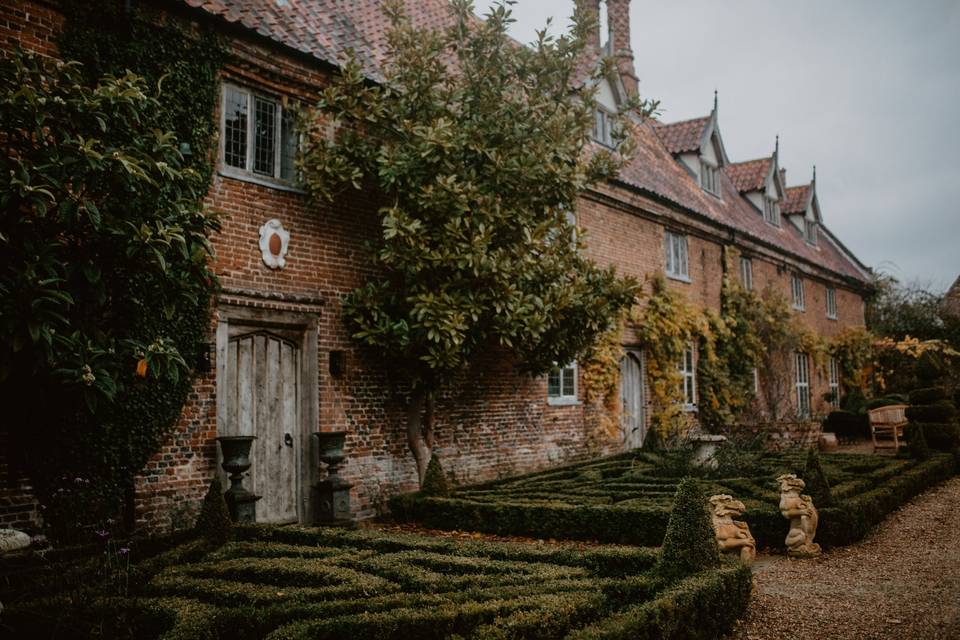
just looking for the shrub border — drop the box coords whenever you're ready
[393,453,957,549]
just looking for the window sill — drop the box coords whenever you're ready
[826,314,838,321]
[219,166,307,194]
[683,404,698,413]
[792,305,805,312]
[547,396,580,407]
[666,273,692,284]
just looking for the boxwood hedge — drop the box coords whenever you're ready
[392,450,957,550]
[14,526,749,640]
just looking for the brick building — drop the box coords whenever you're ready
[1,0,871,533]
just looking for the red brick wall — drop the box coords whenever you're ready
[1,0,871,534]
[0,0,62,57]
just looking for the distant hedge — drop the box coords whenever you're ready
[393,451,958,550]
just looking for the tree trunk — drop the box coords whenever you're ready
[406,388,432,485]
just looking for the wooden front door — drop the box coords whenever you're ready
[619,352,645,449]
[224,329,302,523]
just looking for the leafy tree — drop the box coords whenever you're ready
[867,273,959,346]
[301,1,650,482]
[0,50,218,529]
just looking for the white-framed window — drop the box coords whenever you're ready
[664,230,690,281]
[826,286,837,319]
[592,108,615,148]
[752,367,759,394]
[763,196,781,227]
[828,356,840,408]
[221,84,299,186]
[804,219,818,246]
[795,351,811,417]
[739,256,753,290]
[547,362,577,405]
[700,160,719,196]
[791,273,805,310]
[678,345,697,409]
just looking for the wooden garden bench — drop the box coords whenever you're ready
[868,404,908,453]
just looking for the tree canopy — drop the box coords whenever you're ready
[301,0,650,481]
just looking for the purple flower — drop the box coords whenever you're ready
[95,529,110,540]
[117,547,130,556]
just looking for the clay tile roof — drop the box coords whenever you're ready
[617,123,868,282]
[782,185,811,215]
[653,116,710,154]
[179,0,869,285]
[726,157,771,193]
[944,275,960,317]
[182,0,458,82]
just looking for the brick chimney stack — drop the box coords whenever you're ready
[606,0,638,97]
[574,0,601,53]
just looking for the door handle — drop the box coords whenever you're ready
[284,433,294,447]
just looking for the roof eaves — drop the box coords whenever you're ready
[607,175,871,287]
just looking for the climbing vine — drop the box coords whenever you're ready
[827,326,877,397]
[580,313,628,446]
[630,276,711,441]
[0,1,224,539]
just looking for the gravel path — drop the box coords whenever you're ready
[728,476,960,640]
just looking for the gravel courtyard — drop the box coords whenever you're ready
[729,475,960,639]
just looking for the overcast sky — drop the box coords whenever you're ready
[477,0,960,292]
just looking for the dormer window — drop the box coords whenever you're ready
[804,220,818,246]
[700,160,719,196]
[763,196,781,227]
[592,108,615,148]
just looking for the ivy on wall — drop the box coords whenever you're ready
[630,276,711,440]
[0,0,224,540]
[580,313,627,448]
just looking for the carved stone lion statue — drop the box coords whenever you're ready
[777,474,821,557]
[708,494,756,565]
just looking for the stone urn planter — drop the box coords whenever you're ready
[687,433,727,469]
[216,435,261,523]
[314,431,353,526]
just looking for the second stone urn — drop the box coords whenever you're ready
[314,431,353,525]
[216,435,262,523]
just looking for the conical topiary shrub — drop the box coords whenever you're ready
[656,477,719,581]
[803,450,834,508]
[421,454,450,497]
[194,476,233,545]
[906,423,931,461]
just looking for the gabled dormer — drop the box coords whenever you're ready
[727,138,786,227]
[590,71,631,148]
[783,167,822,246]
[654,92,730,197]
[577,1,640,148]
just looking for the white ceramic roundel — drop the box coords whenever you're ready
[259,219,290,269]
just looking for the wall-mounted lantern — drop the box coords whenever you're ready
[329,350,346,378]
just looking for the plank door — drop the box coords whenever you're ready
[619,353,645,449]
[224,330,302,523]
